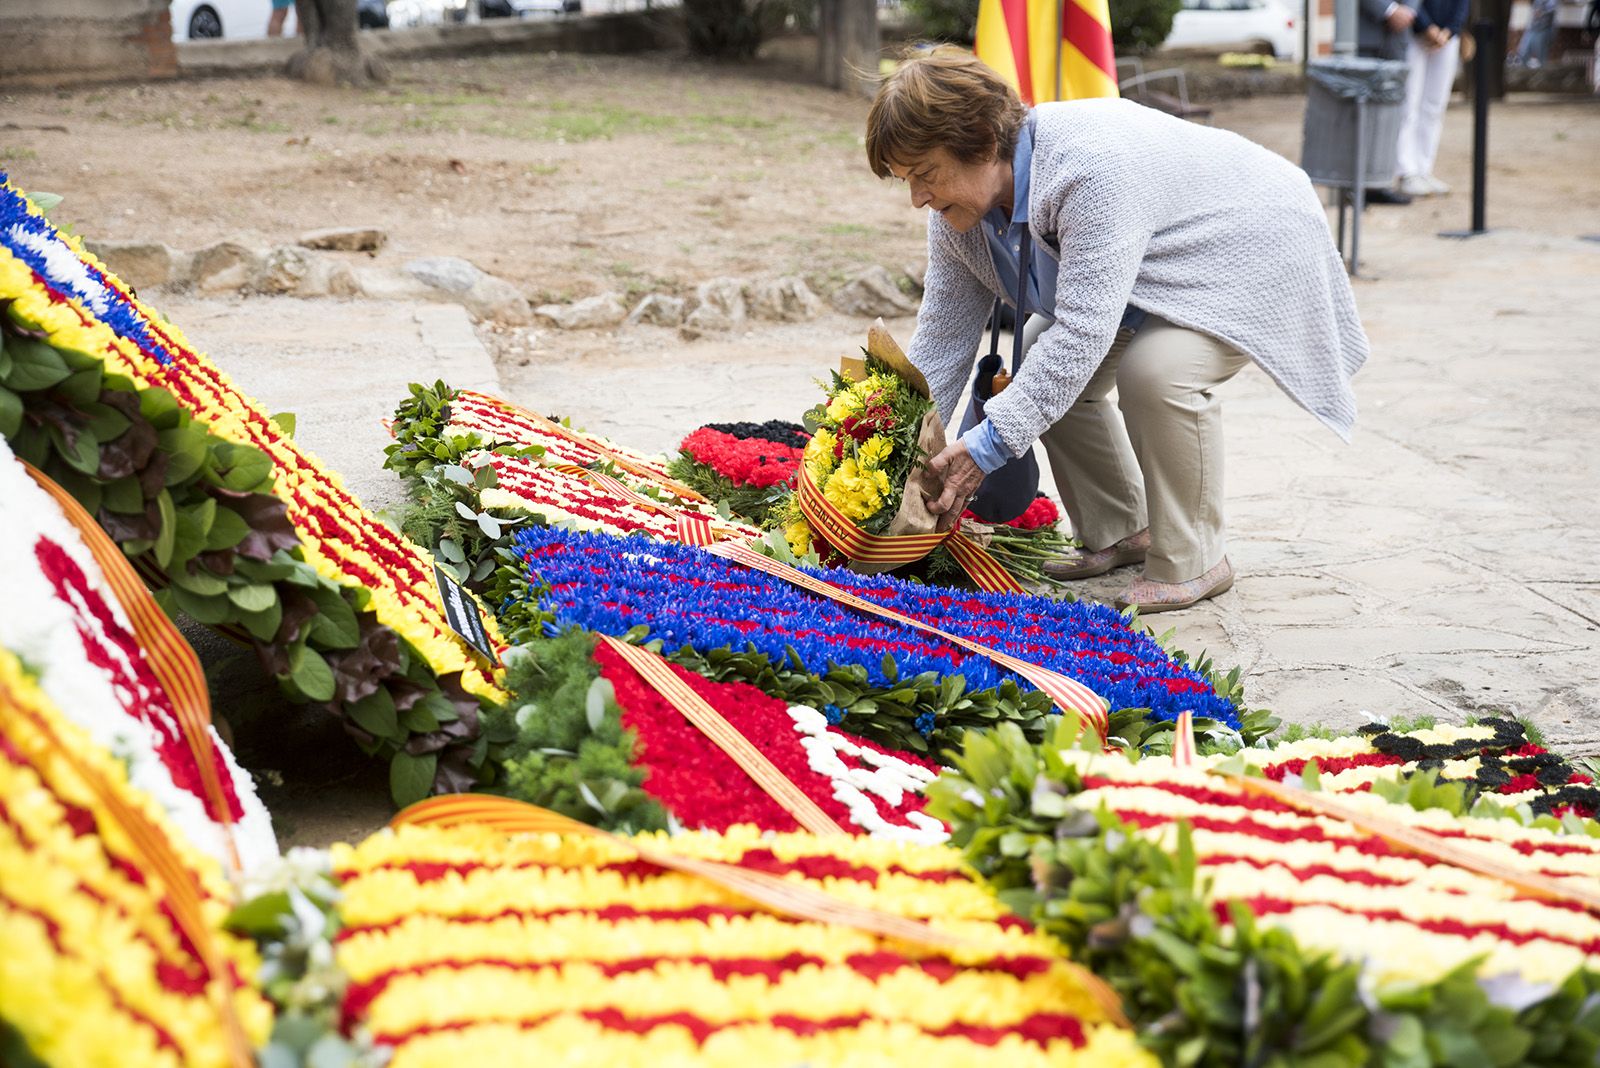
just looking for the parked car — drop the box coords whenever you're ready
[481,0,581,15]
[171,0,272,39]
[1162,0,1299,60]
[508,0,582,14]
[386,0,471,27]
[171,0,387,39]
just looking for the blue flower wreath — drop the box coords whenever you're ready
[515,526,1240,729]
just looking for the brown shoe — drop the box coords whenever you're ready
[1114,557,1234,614]
[1042,528,1150,580]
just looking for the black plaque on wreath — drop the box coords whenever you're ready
[434,564,500,666]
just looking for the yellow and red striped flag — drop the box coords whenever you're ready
[975,0,1119,104]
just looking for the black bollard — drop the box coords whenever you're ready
[1443,19,1496,238]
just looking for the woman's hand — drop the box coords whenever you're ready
[923,441,985,531]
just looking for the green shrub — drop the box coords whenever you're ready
[902,0,979,42]
[1110,0,1182,54]
[682,0,782,58]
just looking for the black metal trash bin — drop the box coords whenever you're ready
[1300,56,1409,275]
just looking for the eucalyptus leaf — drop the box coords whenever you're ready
[221,447,274,492]
[578,780,608,815]
[287,645,336,701]
[171,585,231,625]
[347,687,400,740]
[239,601,284,643]
[585,676,609,733]
[389,751,437,808]
[170,565,230,597]
[227,583,278,614]
[152,489,177,567]
[25,191,63,215]
[3,337,71,391]
[0,386,19,438]
[205,505,252,551]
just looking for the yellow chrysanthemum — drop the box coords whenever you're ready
[857,434,893,469]
[825,388,864,423]
[822,459,890,522]
[803,428,837,484]
[784,518,812,557]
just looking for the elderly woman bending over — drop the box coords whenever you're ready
[869,51,1368,612]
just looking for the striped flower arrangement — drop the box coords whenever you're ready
[330,822,1155,1068]
[0,647,273,1068]
[1062,752,1600,988]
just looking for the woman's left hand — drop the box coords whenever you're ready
[923,440,985,530]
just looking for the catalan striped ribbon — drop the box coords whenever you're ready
[704,540,1111,741]
[796,468,1023,594]
[1171,710,1197,768]
[391,794,978,952]
[544,462,727,548]
[469,391,709,503]
[1216,771,1600,916]
[598,635,846,837]
[22,460,242,878]
[7,678,255,1068]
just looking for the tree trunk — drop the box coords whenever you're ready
[817,0,879,98]
[288,0,388,86]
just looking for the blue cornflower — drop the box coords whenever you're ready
[513,526,1241,730]
[823,704,845,726]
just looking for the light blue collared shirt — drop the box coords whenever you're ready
[959,112,1144,474]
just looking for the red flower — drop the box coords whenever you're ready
[679,427,804,490]
[595,644,940,835]
[960,494,1060,530]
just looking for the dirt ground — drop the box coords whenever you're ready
[4,42,1597,305]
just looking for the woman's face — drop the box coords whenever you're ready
[889,147,1010,233]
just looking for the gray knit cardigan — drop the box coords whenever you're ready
[907,98,1370,454]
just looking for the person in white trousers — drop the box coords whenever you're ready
[1397,0,1470,196]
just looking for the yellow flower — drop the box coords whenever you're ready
[825,388,863,423]
[330,823,1152,1067]
[822,459,889,522]
[861,372,899,399]
[0,648,275,1064]
[802,428,837,484]
[784,518,812,557]
[857,434,893,469]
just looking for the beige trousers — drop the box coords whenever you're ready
[1026,313,1250,584]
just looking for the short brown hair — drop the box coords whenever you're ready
[865,48,1027,179]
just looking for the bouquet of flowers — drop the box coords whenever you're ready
[775,357,936,563]
[770,324,1073,588]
